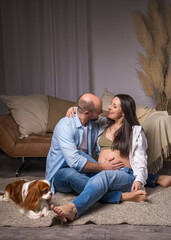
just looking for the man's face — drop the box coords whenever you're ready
[89,106,103,121]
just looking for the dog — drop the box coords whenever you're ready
[0,179,52,219]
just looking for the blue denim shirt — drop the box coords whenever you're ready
[45,112,99,194]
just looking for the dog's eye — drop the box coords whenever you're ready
[43,189,48,194]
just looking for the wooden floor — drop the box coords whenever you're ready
[0,150,171,240]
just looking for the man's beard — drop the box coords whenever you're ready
[90,116,99,121]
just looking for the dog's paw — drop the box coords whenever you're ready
[28,211,44,219]
[0,194,9,201]
[20,209,45,219]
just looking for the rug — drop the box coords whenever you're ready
[0,176,171,227]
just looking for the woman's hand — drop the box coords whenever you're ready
[131,181,143,192]
[66,107,76,118]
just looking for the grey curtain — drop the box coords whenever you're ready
[0,0,90,101]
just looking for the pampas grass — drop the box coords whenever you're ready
[136,70,154,98]
[132,10,153,58]
[147,0,168,48]
[132,0,171,113]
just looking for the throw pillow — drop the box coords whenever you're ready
[100,88,115,111]
[136,104,156,119]
[46,96,75,132]
[0,94,49,138]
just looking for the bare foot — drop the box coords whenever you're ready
[156,175,171,188]
[121,190,147,202]
[50,203,77,221]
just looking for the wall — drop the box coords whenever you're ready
[0,0,170,111]
[87,0,166,107]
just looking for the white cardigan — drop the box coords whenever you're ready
[96,117,148,185]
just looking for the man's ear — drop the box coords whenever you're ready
[84,110,89,115]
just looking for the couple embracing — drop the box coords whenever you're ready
[45,93,171,221]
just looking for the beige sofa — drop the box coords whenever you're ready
[0,89,171,176]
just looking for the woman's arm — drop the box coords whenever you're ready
[130,126,148,188]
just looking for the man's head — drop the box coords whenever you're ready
[77,93,102,124]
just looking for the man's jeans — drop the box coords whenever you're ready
[53,151,159,217]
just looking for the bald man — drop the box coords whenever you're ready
[45,93,121,195]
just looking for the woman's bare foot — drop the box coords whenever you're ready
[50,203,77,222]
[156,175,171,188]
[121,190,147,202]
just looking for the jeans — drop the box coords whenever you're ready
[54,167,134,216]
[73,168,136,216]
[53,151,159,217]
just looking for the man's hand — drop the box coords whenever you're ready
[82,158,124,172]
[131,181,143,192]
[102,158,124,170]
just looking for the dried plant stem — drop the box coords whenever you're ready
[132,0,171,113]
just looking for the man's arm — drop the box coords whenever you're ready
[56,118,121,172]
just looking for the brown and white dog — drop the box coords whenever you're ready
[0,179,52,219]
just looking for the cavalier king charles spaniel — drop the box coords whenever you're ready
[0,179,52,219]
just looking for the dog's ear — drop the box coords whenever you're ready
[21,188,39,211]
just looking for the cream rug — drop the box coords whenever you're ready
[0,176,171,227]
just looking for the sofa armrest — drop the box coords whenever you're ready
[0,114,20,156]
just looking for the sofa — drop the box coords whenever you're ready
[0,94,75,176]
[0,113,51,157]
[0,89,171,176]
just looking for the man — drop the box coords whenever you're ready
[45,93,122,195]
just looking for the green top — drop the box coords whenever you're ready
[98,128,113,151]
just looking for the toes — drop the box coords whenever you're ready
[57,209,64,216]
[50,204,54,210]
[53,207,63,216]
[53,207,59,213]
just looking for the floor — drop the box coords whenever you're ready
[0,150,171,240]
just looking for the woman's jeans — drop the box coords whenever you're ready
[53,151,159,217]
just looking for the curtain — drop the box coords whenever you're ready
[0,0,90,101]
[0,2,5,94]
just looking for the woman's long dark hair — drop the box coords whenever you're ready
[112,94,140,158]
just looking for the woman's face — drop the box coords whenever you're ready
[107,97,124,121]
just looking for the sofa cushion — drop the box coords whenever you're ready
[0,94,49,138]
[46,96,75,132]
[101,88,115,111]
[13,133,52,157]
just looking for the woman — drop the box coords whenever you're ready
[97,94,148,192]
[51,94,171,221]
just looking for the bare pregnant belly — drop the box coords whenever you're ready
[98,149,131,168]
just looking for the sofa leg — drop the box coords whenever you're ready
[16,157,30,177]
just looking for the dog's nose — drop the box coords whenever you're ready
[50,192,52,196]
